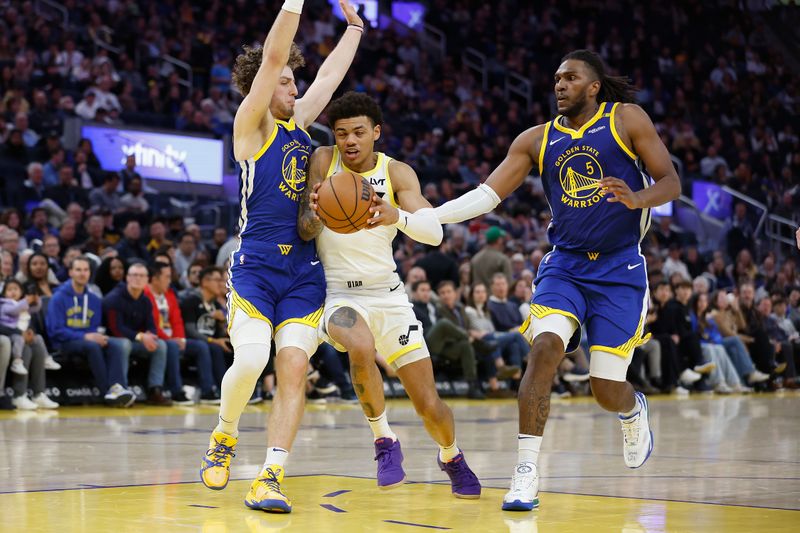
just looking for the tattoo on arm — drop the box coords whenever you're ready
[330,307,358,328]
[297,179,323,241]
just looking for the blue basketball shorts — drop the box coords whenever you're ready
[227,240,326,335]
[521,246,650,357]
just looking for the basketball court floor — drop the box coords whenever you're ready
[1,393,798,532]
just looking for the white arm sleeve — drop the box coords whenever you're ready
[434,183,501,224]
[394,207,443,246]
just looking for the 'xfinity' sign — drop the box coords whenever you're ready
[81,125,224,185]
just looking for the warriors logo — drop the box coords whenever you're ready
[554,145,606,208]
[279,140,310,201]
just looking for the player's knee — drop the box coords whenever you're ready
[275,350,308,391]
[346,338,375,361]
[530,333,565,368]
[590,376,625,410]
[232,343,271,376]
[412,393,445,422]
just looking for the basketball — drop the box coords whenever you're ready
[316,171,375,234]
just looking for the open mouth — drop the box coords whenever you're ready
[344,148,359,160]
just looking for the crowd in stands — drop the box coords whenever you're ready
[0,1,798,408]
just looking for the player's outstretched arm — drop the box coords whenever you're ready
[294,1,364,128]
[434,125,544,224]
[298,147,332,241]
[233,2,302,150]
[366,160,443,246]
[600,103,681,209]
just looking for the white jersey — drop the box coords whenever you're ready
[316,148,401,291]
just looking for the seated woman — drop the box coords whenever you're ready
[465,283,522,397]
[690,292,747,394]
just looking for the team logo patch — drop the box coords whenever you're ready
[278,244,293,255]
[279,140,310,201]
[398,324,419,346]
[554,145,606,209]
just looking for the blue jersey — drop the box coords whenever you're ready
[236,117,312,249]
[539,102,652,254]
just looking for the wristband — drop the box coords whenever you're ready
[282,0,304,14]
[347,24,364,33]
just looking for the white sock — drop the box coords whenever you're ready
[518,434,542,465]
[438,440,459,462]
[366,411,397,441]
[619,394,642,419]
[215,342,270,438]
[264,447,289,470]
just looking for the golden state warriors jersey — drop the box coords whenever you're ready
[236,118,312,248]
[316,148,402,290]
[539,102,652,253]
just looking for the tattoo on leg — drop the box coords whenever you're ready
[534,388,550,435]
[353,383,365,396]
[361,401,377,418]
[331,307,358,328]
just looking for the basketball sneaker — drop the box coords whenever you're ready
[374,438,406,489]
[245,465,292,513]
[619,391,653,468]
[437,452,481,499]
[502,462,539,511]
[200,430,238,490]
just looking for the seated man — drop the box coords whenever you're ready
[179,266,231,403]
[47,255,134,406]
[104,262,172,405]
[412,280,484,399]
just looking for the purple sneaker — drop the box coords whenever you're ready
[438,452,481,499]
[374,438,406,489]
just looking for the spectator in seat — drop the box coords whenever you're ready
[180,261,204,297]
[146,219,172,256]
[41,234,61,273]
[82,215,112,256]
[119,176,149,215]
[144,261,205,405]
[413,241,459,292]
[0,280,59,410]
[414,280,484,399]
[94,256,126,296]
[649,281,699,392]
[180,266,232,403]
[119,155,142,192]
[690,293,746,393]
[471,226,512,289]
[738,281,779,376]
[174,232,198,281]
[46,256,135,406]
[0,334,12,409]
[24,207,58,243]
[45,165,87,209]
[488,271,526,333]
[24,252,59,298]
[103,262,171,406]
[723,202,755,261]
[760,297,796,386]
[88,173,123,214]
[115,220,149,262]
[662,243,690,281]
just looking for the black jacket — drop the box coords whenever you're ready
[103,283,156,340]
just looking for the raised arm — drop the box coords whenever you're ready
[233,2,303,152]
[600,103,681,209]
[364,160,443,246]
[294,1,364,128]
[435,125,544,224]
[298,146,332,241]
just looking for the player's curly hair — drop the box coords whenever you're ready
[232,43,305,96]
[562,49,637,104]
[326,91,384,128]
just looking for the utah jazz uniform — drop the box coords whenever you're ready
[317,147,428,369]
[228,118,325,339]
[520,102,652,359]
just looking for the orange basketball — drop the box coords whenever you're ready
[316,171,375,234]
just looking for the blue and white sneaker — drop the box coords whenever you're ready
[620,391,654,468]
[502,462,539,511]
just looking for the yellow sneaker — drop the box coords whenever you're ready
[244,465,292,513]
[200,430,238,490]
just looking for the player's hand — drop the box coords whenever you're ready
[339,1,364,28]
[367,194,399,228]
[600,177,644,210]
[308,182,322,221]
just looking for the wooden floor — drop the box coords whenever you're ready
[1,393,799,532]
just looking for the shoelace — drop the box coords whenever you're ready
[510,470,535,492]
[206,442,235,468]
[258,469,282,493]
[621,416,640,445]
[374,446,395,468]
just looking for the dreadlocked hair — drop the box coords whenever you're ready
[562,49,637,104]
[232,43,305,96]
[327,91,383,128]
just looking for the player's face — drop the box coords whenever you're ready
[269,67,298,120]
[333,116,381,168]
[554,60,600,117]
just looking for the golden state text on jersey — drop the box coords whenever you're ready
[539,102,652,253]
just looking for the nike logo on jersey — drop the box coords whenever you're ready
[310,260,320,266]
[627,263,642,270]
[549,136,566,146]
